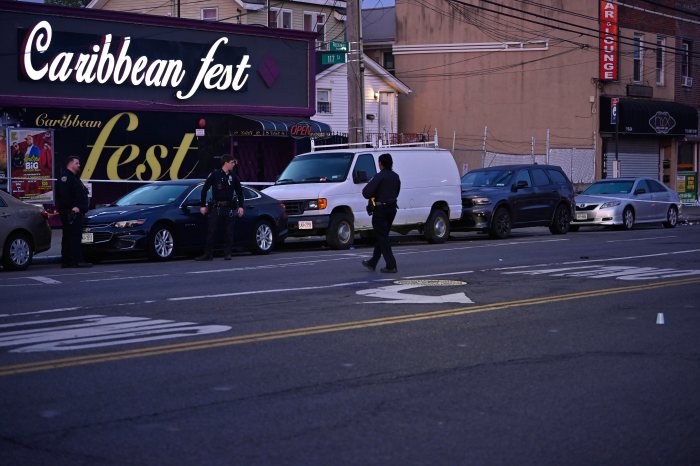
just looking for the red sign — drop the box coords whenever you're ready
[599,1,618,81]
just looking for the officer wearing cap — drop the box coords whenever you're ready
[361,152,401,273]
[195,155,244,260]
[55,156,92,268]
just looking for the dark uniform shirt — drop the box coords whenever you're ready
[200,168,245,208]
[362,168,401,204]
[55,168,89,213]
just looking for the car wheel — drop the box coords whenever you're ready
[424,209,450,243]
[620,207,635,230]
[549,204,571,235]
[251,219,275,255]
[663,205,678,228]
[569,225,580,232]
[148,224,175,260]
[3,233,33,271]
[489,208,511,239]
[326,213,354,250]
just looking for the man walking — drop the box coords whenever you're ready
[361,153,401,273]
[195,155,244,261]
[55,156,92,268]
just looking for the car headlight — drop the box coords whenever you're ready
[600,201,621,209]
[113,219,146,228]
[306,198,327,210]
[471,197,491,206]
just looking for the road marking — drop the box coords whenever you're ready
[168,280,371,301]
[503,265,700,281]
[357,280,473,304]
[606,236,677,243]
[27,276,62,284]
[83,274,170,283]
[0,307,81,318]
[2,276,698,376]
[405,271,474,279]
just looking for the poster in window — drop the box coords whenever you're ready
[8,128,54,203]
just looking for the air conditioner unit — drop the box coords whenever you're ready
[682,75,693,87]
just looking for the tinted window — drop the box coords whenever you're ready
[546,168,569,185]
[116,184,190,206]
[514,169,532,187]
[353,153,377,182]
[647,179,667,193]
[583,180,634,194]
[242,187,260,200]
[635,179,651,194]
[461,169,513,187]
[531,168,551,186]
[276,152,354,184]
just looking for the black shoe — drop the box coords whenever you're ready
[361,260,376,271]
[75,262,93,268]
[195,254,213,261]
[380,267,397,273]
[223,254,232,260]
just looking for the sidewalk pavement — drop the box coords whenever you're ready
[32,205,700,265]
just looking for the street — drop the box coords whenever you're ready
[1,225,700,466]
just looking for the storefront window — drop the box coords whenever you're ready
[678,142,696,171]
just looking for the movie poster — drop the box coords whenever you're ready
[0,130,7,192]
[7,128,54,203]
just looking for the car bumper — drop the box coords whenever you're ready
[34,223,52,254]
[81,227,149,253]
[287,214,330,236]
[453,207,492,231]
[572,209,623,226]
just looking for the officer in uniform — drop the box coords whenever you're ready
[195,155,244,260]
[55,156,92,268]
[361,153,401,273]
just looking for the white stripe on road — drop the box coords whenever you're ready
[27,276,62,284]
[83,274,170,283]
[405,271,475,279]
[0,307,82,318]
[606,235,677,243]
[169,280,371,301]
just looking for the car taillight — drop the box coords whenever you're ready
[40,210,49,219]
[280,203,288,218]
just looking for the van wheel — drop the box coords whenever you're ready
[489,208,511,239]
[424,209,450,243]
[327,213,353,250]
[3,232,33,271]
[663,205,678,228]
[549,204,571,235]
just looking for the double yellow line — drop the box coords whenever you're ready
[2,276,698,377]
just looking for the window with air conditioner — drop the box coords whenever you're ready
[681,40,693,87]
[633,33,643,83]
[304,12,326,50]
[317,89,331,114]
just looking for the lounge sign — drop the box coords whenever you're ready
[21,21,251,100]
[599,0,618,81]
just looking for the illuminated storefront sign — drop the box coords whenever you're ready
[599,0,619,81]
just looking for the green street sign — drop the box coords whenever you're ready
[328,40,349,52]
[321,53,347,65]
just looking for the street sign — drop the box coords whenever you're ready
[321,53,347,65]
[328,40,349,52]
[611,97,619,125]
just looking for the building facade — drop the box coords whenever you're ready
[393,0,699,198]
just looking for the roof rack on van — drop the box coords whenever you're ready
[311,129,439,152]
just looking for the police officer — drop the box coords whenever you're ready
[195,155,244,261]
[55,156,92,268]
[361,153,401,273]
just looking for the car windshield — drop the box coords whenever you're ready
[461,169,513,188]
[583,180,634,195]
[276,152,354,184]
[115,184,191,206]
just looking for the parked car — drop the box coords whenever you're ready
[453,164,575,239]
[0,189,51,271]
[81,180,287,261]
[571,177,681,231]
[264,143,462,249]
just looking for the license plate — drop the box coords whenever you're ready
[576,213,587,221]
[81,232,94,243]
[298,220,313,230]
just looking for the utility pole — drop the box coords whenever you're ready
[346,0,364,144]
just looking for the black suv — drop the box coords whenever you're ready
[453,164,575,239]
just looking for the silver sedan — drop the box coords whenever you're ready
[571,177,681,231]
[0,190,52,270]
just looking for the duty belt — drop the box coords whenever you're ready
[212,200,232,206]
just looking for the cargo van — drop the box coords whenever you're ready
[264,137,462,249]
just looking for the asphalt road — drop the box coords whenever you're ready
[1,224,700,466]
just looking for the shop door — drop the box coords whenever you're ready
[605,139,660,179]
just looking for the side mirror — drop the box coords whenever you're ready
[354,171,368,183]
[513,180,528,191]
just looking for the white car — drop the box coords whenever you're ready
[571,177,681,231]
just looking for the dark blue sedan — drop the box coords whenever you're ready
[81,180,287,261]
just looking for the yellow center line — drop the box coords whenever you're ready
[1,276,698,377]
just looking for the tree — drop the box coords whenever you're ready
[45,0,92,7]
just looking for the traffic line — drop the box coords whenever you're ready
[1,276,698,377]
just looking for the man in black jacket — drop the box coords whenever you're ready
[55,156,92,268]
[361,153,401,273]
[195,155,244,261]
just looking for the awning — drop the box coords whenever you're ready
[600,97,699,137]
[230,115,332,137]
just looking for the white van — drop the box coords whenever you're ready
[264,138,462,249]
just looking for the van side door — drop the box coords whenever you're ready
[352,153,378,229]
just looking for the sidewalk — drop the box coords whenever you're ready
[32,205,700,265]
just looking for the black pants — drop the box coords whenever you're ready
[60,211,85,265]
[368,204,397,269]
[203,207,235,255]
